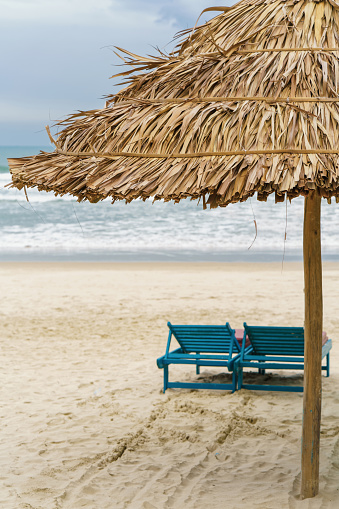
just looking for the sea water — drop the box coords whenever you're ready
[1,146,338,261]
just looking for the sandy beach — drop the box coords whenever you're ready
[0,261,338,508]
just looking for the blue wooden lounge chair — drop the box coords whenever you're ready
[237,323,332,392]
[156,322,244,393]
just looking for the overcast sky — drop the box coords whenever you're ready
[1,0,233,145]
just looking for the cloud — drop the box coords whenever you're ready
[115,1,232,28]
[0,0,234,144]
[156,0,231,27]
[0,0,231,27]
[0,0,164,27]
[1,0,109,24]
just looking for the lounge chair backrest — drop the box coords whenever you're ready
[168,322,239,354]
[244,325,304,356]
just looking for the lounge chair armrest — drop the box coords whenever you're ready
[228,352,241,369]
[239,345,254,361]
[157,348,183,368]
[157,355,165,369]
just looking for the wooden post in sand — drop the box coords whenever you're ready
[301,192,323,499]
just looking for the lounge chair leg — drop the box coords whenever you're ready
[164,366,168,393]
[196,365,200,375]
[327,353,330,377]
[259,361,266,375]
[238,366,243,390]
[232,368,237,393]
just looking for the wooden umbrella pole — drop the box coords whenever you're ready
[301,192,323,499]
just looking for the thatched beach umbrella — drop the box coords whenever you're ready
[8,0,339,499]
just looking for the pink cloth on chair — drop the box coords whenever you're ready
[235,329,329,349]
[322,331,329,346]
[234,329,250,349]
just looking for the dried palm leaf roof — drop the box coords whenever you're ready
[8,0,339,207]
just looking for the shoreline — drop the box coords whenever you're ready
[0,251,305,263]
[0,259,338,268]
[0,247,338,263]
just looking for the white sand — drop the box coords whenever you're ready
[0,262,338,509]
